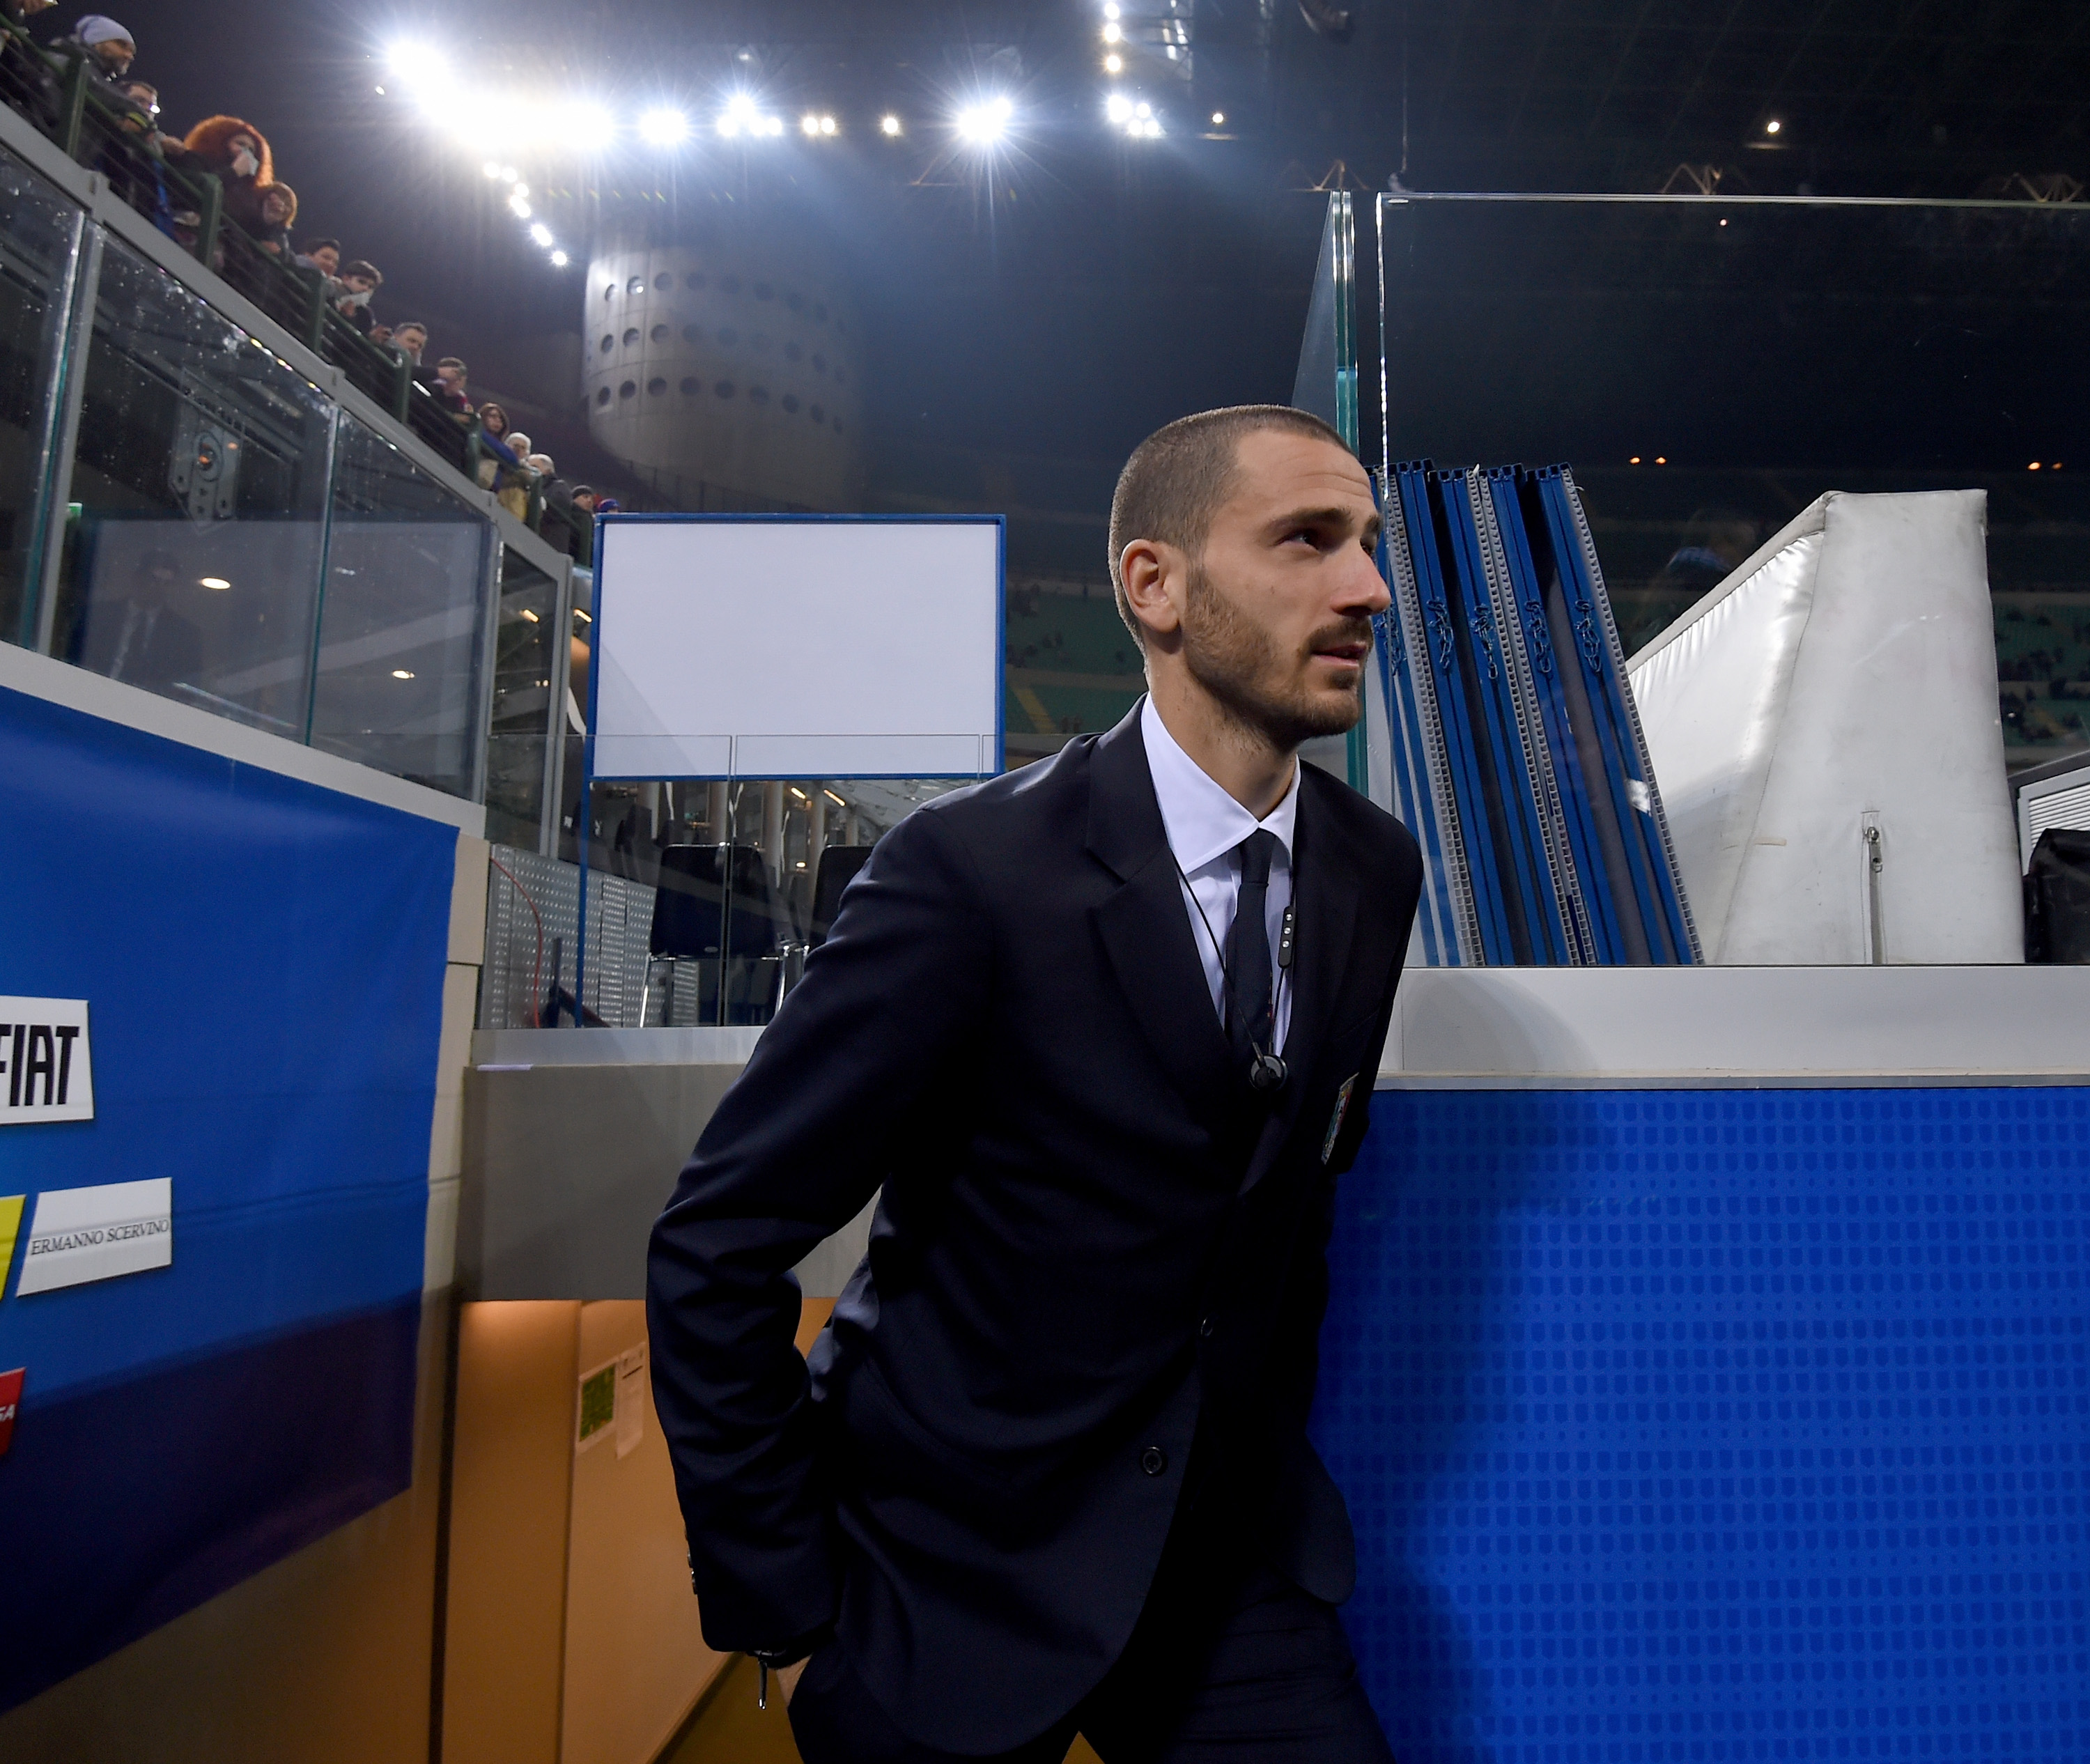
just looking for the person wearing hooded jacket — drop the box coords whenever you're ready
[178,114,275,233]
[50,13,134,97]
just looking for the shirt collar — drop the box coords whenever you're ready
[1139,695,1299,877]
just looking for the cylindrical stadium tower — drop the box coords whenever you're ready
[582,224,867,512]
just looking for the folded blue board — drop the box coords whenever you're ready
[1372,463,1699,966]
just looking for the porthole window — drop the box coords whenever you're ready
[627,275,644,294]
[754,281,775,300]
[810,403,825,424]
[785,291,805,312]
[647,376,667,395]
[600,335,614,353]
[748,385,771,405]
[622,327,640,346]
[650,323,669,343]
[679,376,699,394]
[619,380,637,399]
[715,380,736,398]
[782,393,800,414]
[604,284,617,301]
[681,323,702,343]
[596,386,611,405]
[655,272,672,290]
[784,341,802,362]
[721,274,741,294]
[718,326,739,347]
[814,302,828,322]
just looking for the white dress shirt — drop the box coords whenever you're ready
[1139,695,1298,1053]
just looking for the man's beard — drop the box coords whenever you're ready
[1179,559,1372,751]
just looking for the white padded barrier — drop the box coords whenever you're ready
[1627,490,2020,965]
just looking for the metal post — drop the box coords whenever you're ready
[31,223,103,658]
[17,205,86,651]
[55,55,86,159]
[193,173,222,268]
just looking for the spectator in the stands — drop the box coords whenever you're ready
[571,486,597,517]
[99,76,176,233]
[389,320,428,366]
[495,433,535,521]
[431,356,472,412]
[334,258,381,331]
[251,183,295,257]
[295,236,339,279]
[180,116,274,231]
[52,15,134,91]
[594,497,621,515]
[473,401,519,488]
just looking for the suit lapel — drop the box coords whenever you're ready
[1085,707,1234,1117]
[1237,771,1364,1198]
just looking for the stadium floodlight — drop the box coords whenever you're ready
[564,102,617,148]
[509,192,532,218]
[512,183,529,199]
[482,160,501,178]
[1144,116,1162,137]
[718,92,761,138]
[881,114,902,135]
[1102,20,1122,41]
[1212,111,1225,125]
[1104,54,1123,73]
[383,41,445,95]
[1106,93,1133,123]
[639,107,690,146]
[1104,1,1121,15]
[820,114,837,135]
[801,112,821,137]
[529,222,553,247]
[1134,101,1152,118]
[550,249,569,267]
[500,164,518,183]
[957,94,1014,144]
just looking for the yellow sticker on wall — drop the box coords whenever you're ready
[0,1196,24,1294]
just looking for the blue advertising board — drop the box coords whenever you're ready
[0,679,458,1712]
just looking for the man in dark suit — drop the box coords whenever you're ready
[72,547,205,701]
[649,405,1423,1762]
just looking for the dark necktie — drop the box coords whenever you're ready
[1225,830,1279,1076]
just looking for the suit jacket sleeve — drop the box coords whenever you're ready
[646,806,991,1653]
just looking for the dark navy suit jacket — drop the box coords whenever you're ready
[647,704,1423,1752]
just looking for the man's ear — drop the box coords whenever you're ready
[1120,539,1186,644]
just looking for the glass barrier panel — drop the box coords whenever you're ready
[0,144,79,649]
[309,415,492,796]
[483,544,561,851]
[49,238,331,738]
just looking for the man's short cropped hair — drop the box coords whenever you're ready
[1106,403,1352,645]
[437,356,467,373]
[340,259,382,284]
[302,235,339,255]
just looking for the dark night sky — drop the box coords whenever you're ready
[59,1,2090,499]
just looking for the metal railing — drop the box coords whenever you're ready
[0,24,593,562]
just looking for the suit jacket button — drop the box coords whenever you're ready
[1140,1446,1168,1476]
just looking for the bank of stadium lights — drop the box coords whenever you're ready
[483,162,569,269]
[718,93,784,139]
[1106,94,1162,139]
[955,95,1014,145]
[639,107,691,147]
[800,112,839,137]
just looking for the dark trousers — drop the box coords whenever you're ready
[787,1539,1395,1764]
